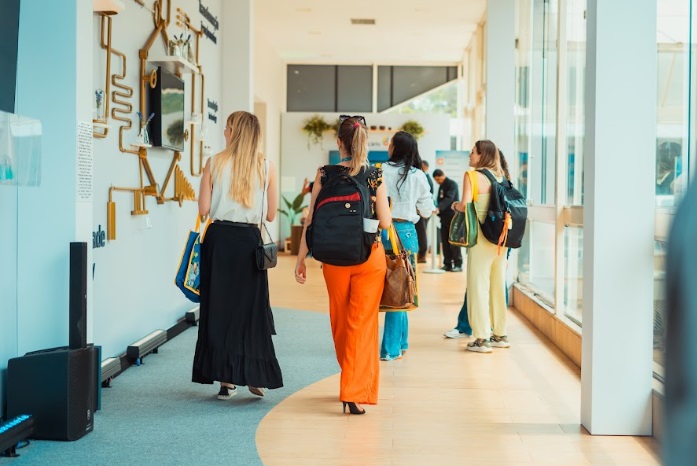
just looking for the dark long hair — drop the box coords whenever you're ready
[499,150,511,180]
[388,131,423,193]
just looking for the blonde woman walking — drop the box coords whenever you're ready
[193,111,283,398]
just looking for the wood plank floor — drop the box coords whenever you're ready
[262,253,660,465]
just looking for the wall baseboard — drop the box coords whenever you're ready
[511,284,581,368]
[101,313,196,387]
[511,284,663,441]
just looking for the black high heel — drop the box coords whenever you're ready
[342,402,366,415]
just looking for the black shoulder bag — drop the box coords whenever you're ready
[256,162,278,270]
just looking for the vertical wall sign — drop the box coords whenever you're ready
[199,0,218,44]
[77,122,93,202]
[207,99,218,123]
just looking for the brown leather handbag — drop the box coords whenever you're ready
[379,224,418,311]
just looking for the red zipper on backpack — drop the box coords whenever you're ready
[315,192,360,210]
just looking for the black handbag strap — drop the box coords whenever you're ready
[258,161,271,244]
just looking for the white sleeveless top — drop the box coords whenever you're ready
[209,155,269,224]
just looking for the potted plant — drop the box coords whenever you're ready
[400,120,425,140]
[278,186,309,255]
[302,115,331,148]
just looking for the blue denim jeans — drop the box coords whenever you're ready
[380,222,418,359]
[456,248,511,334]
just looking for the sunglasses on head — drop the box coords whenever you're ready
[339,114,367,126]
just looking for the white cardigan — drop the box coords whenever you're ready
[381,162,435,223]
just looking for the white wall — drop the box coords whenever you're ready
[279,112,450,240]
[91,0,224,358]
[254,31,285,240]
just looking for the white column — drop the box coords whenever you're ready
[222,0,254,115]
[581,0,656,435]
[485,0,515,154]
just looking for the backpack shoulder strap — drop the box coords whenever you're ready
[477,168,498,185]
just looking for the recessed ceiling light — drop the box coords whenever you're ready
[350,18,375,25]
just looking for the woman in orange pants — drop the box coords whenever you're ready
[295,115,391,415]
[321,242,386,407]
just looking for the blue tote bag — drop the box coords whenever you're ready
[175,215,210,302]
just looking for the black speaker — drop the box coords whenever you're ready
[7,346,97,441]
[69,242,87,350]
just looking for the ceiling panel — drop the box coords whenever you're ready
[255,0,487,64]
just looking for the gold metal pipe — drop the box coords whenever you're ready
[158,152,181,202]
[190,65,206,176]
[94,14,113,138]
[110,45,139,154]
[107,201,116,240]
[139,154,158,194]
[107,186,149,240]
[93,127,108,139]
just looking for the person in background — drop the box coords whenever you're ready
[193,110,283,399]
[380,131,434,361]
[433,169,462,272]
[451,140,509,353]
[295,115,391,415]
[664,174,697,466]
[444,151,512,339]
[415,160,435,263]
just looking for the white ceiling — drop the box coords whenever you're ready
[255,0,487,65]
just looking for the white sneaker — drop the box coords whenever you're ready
[466,339,493,353]
[217,386,237,400]
[444,328,471,339]
[490,335,511,348]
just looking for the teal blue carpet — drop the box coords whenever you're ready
[8,308,339,465]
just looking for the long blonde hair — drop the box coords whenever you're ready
[337,117,368,176]
[212,111,264,208]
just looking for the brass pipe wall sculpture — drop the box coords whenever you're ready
[177,7,205,176]
[94,14,114,139]
[103,0,206,240]
[107,186,150,241]
[110,43,139,156]
[172,164,197,206]
[158,151,181,203]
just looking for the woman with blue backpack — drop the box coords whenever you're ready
[379,131,434,360]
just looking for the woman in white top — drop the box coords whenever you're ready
[193,111,283,399]
[380,131,435,360]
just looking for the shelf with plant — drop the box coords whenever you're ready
[400,120,425,139]
[302,115,332,148]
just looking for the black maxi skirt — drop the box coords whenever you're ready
[192,221,283,389]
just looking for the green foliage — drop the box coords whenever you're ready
[278,193,307,225]
[167,118,185,145]
[400,120,425,140]
[302,115,332,147]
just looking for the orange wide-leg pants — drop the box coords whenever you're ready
[322,242,386,405]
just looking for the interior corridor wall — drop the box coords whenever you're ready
[1,0,93,419]
[91,0,224,358]
[279,112,450,242]
[253,31,284,240]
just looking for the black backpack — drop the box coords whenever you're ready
[478,169,527,250]
[306,165,378,266]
